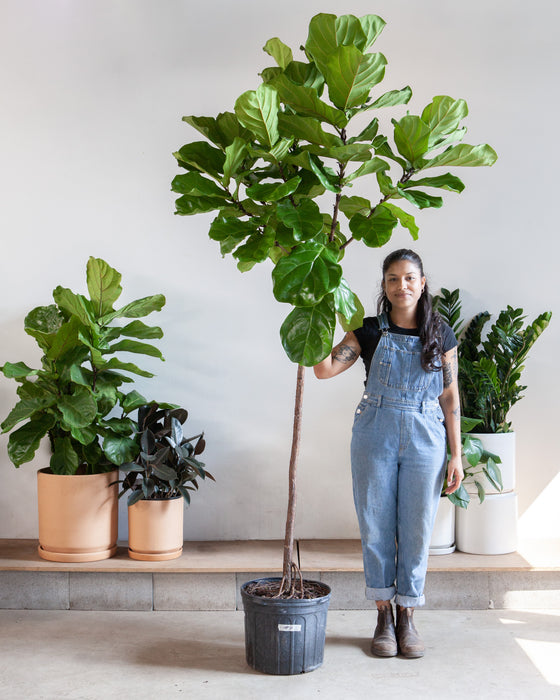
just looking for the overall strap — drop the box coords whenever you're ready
[377,312,390,331]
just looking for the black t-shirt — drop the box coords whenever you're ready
[353,315,457,380]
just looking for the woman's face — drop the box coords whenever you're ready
[383,259,426,313]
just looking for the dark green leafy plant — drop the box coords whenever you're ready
[118,402,213,506]
[1,258,165,474]
[173,13,497,596]
[435,288,551,433]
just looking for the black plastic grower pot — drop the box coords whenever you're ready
[241,577,331,675]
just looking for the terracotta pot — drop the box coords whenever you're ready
[37,469,118,562]
[127,496,184,561]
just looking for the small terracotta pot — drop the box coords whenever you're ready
[127,496,184,561]
[37,469,118,562]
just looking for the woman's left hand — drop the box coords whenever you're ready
[444,455,464,494]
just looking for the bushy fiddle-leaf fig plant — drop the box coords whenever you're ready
[172,13,497,596]
[1,257,165,475]
[434,288,551,433]
[118,402,213,506]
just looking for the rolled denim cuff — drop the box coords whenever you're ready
[365,585,395,601]
[395,592,425,608]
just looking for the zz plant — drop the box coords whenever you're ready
[1,257,165,474]
[172,13,497,595]
[434,288,551,433]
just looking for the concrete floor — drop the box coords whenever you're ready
[1,609,559,699]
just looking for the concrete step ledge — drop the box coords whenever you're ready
[1,539,559,611]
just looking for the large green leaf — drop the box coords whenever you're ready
[342,156,389,184]
[320,143,373,163]
[103,435,139,466]
[422,96,468,150]
[348,116,378,144]
[103,294,166,322]
[305,13,371,73]
[369,86,412,109]
[173,141,226,179]
[175,194,227,216]
[52,288,94,327]
[358,14,386,49]
[280,298,336,366]
[325,45,386,110]
[50,436,80,475]
[246,176,301,202]
[382,202,419,240]
[333,279,365,331]
[1,361,38,379]
[278,113,342,147]
[99,358,155,378]
[171,171,225,197]
[182,113,252,149]
[339,195,371,219]
[272,74,348,128]
[235,83,280,148]
[393,115,431,165]
[86,257,122,317]
[58,388,98,428]
[70,424,98,446]
[120,390,148,414]
[119,320,163,340]
[109,339,164,360]
[1,396,55,432]
[208,215,256,255]
[276,199,324,240]
[284,61,325,92]
[7,414,55,467]
[397,188,443,209]
[424,143,498,168]
[263,37,293,69]
[233,230,275,267]
[223,137,248,185]
[272,242,342,307]
[46,318,82,362]
[349,204,398,247]
[401,173,465,193]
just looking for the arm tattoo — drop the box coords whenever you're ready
[332,343,358,364]
[442,347,458,388]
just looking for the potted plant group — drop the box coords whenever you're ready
[118,402,212,561]
[0,257,165,561]
[435,287,551,554]
[172,12,497,673]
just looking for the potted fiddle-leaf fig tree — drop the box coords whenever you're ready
[172,12,497,674]
[1,257,165,561]
[118,401,212,561]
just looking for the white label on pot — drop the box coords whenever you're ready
[278,624,301,632]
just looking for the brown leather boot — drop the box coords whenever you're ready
[370,603,397,657]
[396,606,425,658]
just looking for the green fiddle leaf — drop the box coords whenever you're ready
[423,143,498,168]
[1,361,37,379]
[280,298,336,366]
[103,294,165,322]
[278,113,342,147]
[52,287,94,327]
[120,390,148,414]
[376,171,395,196]
[119,320,163,340]
[369,86,412,109]
[208,216,256,255]
[400,173,465,193]
[181,114,252,149]
[339,195,371,219]
[272,242,342,307]
[7,414,55,467]
[276,199,324,241]
[1,396,55,433]
[100,358,155,379]
[109,339,164,361]
[333,279,365,332]
[233,229,275,266]
[272,74,347,128]
[305,13,368,73]
[422,96,468,150]
[349,204,398,247]
[70,424,98,446]
[322,143,374,163]
[393,115,431,165]
[171,172,225,197]
[284,61,325,92]
[382,202,419,240]
[50,436,80,475]
[46,318,82,362]
[397,188,443,209]
[358,14,386,49]
[103,435,139,466]
[235,83,280,148]
[223,137,248,185]
[263,37,293,69]
[325,45,387,110]
[343,156,389,184]
[373,137,408,169]
[348,117,378,144]
[58,387,98,428]
[86,257,122,316]
[174,141,225,179]
[246,176,301,202]
[175,194,227,216]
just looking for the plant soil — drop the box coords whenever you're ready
[245,579,329,600]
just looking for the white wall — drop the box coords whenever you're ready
[0,0,558,542]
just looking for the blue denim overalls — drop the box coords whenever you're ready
[350,313,447,607]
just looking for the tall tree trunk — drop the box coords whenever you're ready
[281,364,305,595]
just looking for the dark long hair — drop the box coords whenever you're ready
[376,249,443,372]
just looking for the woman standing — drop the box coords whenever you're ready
[314,249,463,659]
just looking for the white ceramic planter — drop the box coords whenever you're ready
[429,496,456,555]
[463,432,515,495]
[456,491,518,555]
